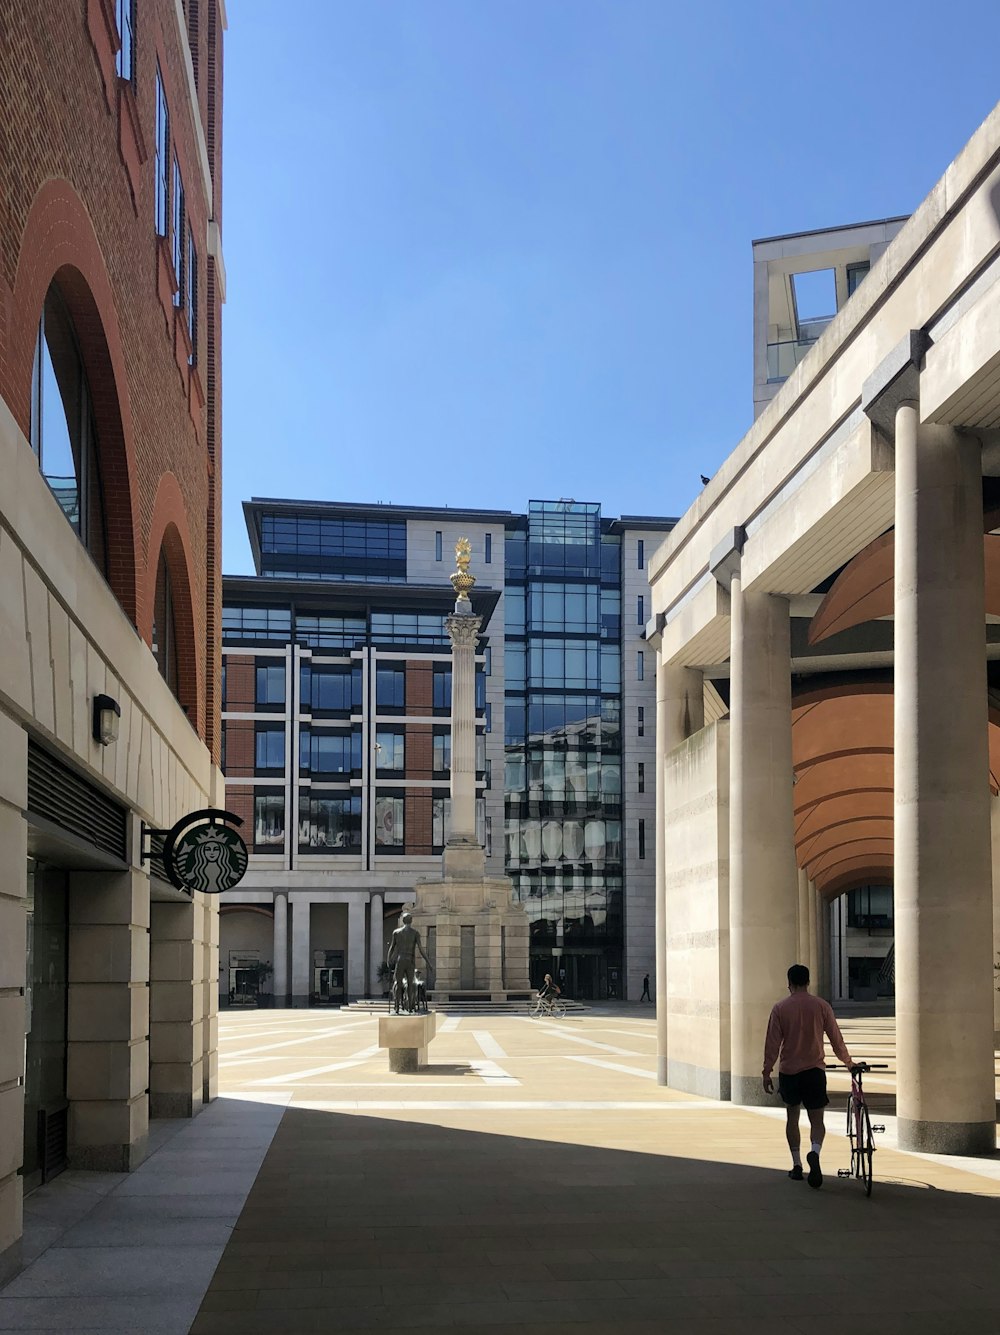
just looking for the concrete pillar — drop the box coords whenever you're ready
[369,892,383,996]
[796,868,811,970]
[272,891,288,1007]
[815,893,831,1000]
[655,657,704,1084]
[728,576,798,1105]
[446,612,482,844]
[0,716,27,1283]
[347,895,365,1001]
[67,866,150,1166]
[290,895,311,1007]
[806,878,819,987]
[894,411,995,1154]
[149,897,204,1119]
[991,797,1000,1040]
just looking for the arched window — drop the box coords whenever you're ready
[152,551,180,698]
[29,286,107,573]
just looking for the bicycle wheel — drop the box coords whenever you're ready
[858,1102,874,1197]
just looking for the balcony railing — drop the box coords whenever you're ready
[766,337,819,382]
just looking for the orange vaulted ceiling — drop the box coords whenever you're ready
[809,531,1000,644]
[791,679,1000,899]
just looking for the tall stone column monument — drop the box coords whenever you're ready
[409,539,531,1000]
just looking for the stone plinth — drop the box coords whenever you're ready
[410,865,531,1001]
[378,1013,438,1073]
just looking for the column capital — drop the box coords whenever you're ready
[709,526,745,591]
[862,328,931,436]
[446,614,482,650]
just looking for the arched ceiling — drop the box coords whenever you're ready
[791,677,1000,899]
[809,531,1000,644]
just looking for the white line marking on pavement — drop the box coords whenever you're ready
[223,1023,372,1062]
[286,1099,727,1111]
[439,1016,461,1032]
[525,1023,636,1055]
[564,1055,656,1080]
[473,1031,508,1059]
[468,1059,520,1086]
[251,1044,381,1086]
[587,1029,657,1041]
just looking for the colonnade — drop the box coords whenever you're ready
[263,891,408,1007]
[655,351,998,1155]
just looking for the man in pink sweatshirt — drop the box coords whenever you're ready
[762,964,855,1188]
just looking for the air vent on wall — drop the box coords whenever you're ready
[26,741,128,861]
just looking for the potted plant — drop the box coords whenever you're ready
[376,962,392,998]
[250,959,274,1008]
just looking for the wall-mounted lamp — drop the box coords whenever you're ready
[93,693,121,746]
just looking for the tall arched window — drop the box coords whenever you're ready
[29,286,107,573]
[152,551,180,698]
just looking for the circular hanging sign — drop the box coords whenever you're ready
[162,809,248,894]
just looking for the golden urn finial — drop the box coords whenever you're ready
[450,537,476,612]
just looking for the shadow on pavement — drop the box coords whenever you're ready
[190,1098,1000,1335]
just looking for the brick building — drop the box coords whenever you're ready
[0,0,225,1282]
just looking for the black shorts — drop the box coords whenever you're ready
[778,1067,828,1110]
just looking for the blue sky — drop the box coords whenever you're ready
[221,0,1000,572]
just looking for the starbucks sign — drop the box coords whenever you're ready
[161,809,249,895]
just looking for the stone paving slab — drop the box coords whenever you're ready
[188,1009,1000,1334]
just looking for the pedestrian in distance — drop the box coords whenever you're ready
[640,974,651,1002]
[762,964,855,1189]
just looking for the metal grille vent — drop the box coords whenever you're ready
[38,1105,68,1184]
[27,742,128,861]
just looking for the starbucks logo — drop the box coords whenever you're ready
[162,810,249,894]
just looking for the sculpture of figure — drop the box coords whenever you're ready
[387,912,430,1014]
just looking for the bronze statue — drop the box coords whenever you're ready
[387,912,430,1014]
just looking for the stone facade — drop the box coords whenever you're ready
[0,0,225,1283]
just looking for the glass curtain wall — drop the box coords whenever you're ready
[504,502,623,999]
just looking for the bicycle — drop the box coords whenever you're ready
[530,994,567,1019]
[832,1062,887,1196]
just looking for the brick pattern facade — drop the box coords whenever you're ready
[0,0,223,750]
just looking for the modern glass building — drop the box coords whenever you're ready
[221,496,675,1004]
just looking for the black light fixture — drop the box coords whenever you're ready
[93,693,121,746]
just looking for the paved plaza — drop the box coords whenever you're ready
[2,1007,1000,1333]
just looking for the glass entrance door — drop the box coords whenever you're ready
[22,861,69,1193]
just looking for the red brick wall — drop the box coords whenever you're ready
[224,656,256,712]
[0,0,223,753]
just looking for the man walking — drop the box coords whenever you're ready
[762,964,855,1189]
[640,974,651,1002]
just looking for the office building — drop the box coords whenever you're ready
[220,497,674,1004]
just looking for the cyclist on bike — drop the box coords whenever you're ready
[536,973,561,1014]
[762,964,855,1190]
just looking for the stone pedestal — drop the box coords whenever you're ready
[379,1013,437,1072]
[410,842,531,1000]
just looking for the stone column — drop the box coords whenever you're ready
[894,409,995,1154]
[796,869,811,971]
[655,657,704,1084]
[347,895,366,1000]
[806,878,819,988]
[149,897,204,1118]
[67,866,150,1165]
[815,892,831,1000]
[290,895,312,1007]
[272,891,288,1007]
[369,892,383,996]
[991,797,1000,1041]
[446,611,482,847]
[729,575,798,1105]
[0,715,27,1283]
